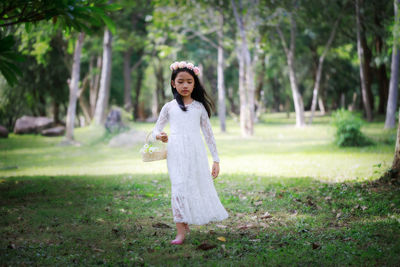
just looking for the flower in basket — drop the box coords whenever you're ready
[140,143,161,154]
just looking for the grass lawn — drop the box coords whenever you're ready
[1,112,399,266]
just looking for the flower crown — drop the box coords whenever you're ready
[169,61,200,75]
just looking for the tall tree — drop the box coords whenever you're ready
[385,0,400,129]
[355,0,373,122]
[65,32,84,141]
[93,28,113,125]
[231,0,256,136]
[276,6,305,127]
[309,11,342,124]
[217,5,227,132]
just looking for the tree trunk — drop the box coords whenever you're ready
[123,49,133,112]
[276,14,305,127]
[152,60,162,118]
[236,46,248,136]
[78,95,91,125]
[255,54,266,120]
[77,74,92,125]
[318,96,326,114]
[226,86,238,115]
[356,0,373,122]
[271,76,281,112]
[360,5,374,112]
[309,14,340,124]
[231,0,255,136]
[133,66,144,121]
[374,9,389,114]
[151,88,159,119]
[153,59,165,112]
[65,32,84,141]
[52,100,60,124]
[361,45,374,112]
[385,0,400,129]
[392,113,400,172]
[94,29,112,125]
[90,55,102,118]
[217,10,227,133]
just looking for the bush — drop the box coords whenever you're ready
[332,109,372,147]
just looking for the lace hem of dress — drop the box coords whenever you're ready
[171,193,229,225]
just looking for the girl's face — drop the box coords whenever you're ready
[171,71,194,98]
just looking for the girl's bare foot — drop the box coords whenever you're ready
[171,223,187,245]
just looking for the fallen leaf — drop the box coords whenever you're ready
[152,222,171,228]
[92,247,105,253]
[237,223,257,230]
[260,212,272,219]
[361,206,368,211]
[312,243,321,250]
[197,242,217,251]
[217,236,226,242]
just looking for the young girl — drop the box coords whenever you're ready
[151,61,229,245]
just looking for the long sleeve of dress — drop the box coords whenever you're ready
[151,102,169,141]
[200,105,220,163]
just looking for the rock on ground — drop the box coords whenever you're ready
[14,116,53,134]
[0,125,9,138]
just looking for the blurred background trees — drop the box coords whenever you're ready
[0,0,397,137]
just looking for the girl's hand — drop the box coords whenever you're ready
[212,162,220,179]
[156,132,168,143]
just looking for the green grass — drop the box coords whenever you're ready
[0,112,399,266]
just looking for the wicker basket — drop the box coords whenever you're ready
[141,132,167,162]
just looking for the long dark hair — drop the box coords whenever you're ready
[170,67,215,118]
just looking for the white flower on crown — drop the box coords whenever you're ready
[193,66,200,75]
[186,62,194,70]
[170,62,179,71]
[178,61,187,68]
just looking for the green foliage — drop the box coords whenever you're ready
[0,34,23,86]
[0,0,120,34]
[332,109,373,147]
[0,0,121,86]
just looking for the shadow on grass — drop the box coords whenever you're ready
[1,174,399,266]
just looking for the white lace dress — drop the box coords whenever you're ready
[151,98,229,225]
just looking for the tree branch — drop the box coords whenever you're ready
[276,25,289,57]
